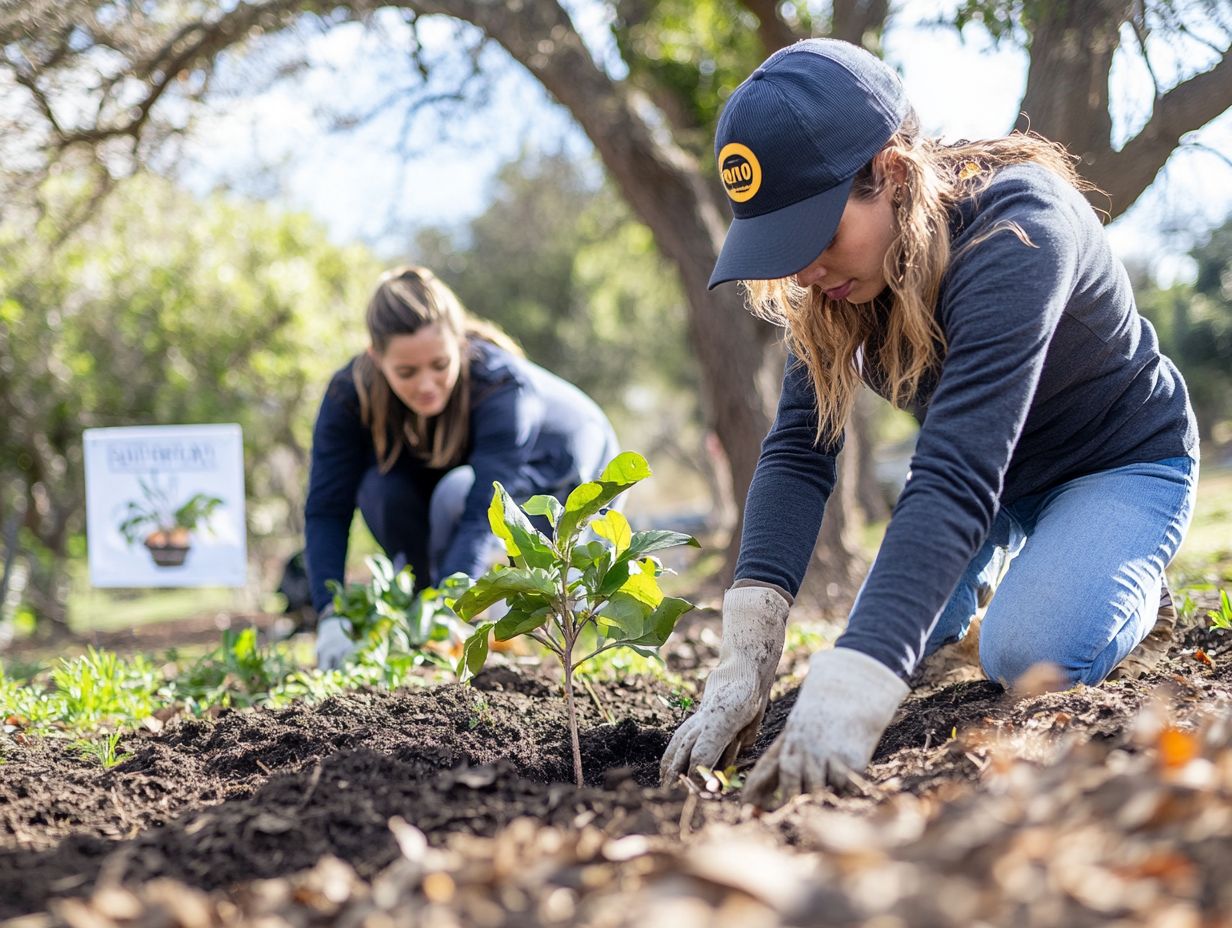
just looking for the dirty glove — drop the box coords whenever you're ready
[315,606,357,670]
[743,647,908,808]
[660,586,789,784]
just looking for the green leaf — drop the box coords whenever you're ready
[570,540,608,572]
[494,606,552,641]
[592,509,632,555]
[451,567,556,620]
[599,451,652,484]
[487,485,521,558]
[624,530,700,561]
[595,591,653,639]
[616,565,663,609]
[522,494,563,527]
[596,558,631,598]
[557,453,651,544]
[456,622,496,682]
[490,482,556,569]
[623,596,693,648]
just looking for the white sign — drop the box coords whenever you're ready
[84,424,247,587]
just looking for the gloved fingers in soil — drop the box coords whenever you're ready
[661,694,770,785]
[660,586,789,785]
[742,736,783,808]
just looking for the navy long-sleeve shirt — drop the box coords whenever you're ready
[304,339,615,613]
[735,164,1198,680]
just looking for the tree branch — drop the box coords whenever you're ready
[1092,49,1232,217]
[737,0,804,55]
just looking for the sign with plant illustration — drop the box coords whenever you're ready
[83,424,247,587]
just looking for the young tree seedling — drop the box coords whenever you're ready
[327,555,471,668]
[449,452,698,787]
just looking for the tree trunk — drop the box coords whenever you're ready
[414,0,774,571]
[1015,1,1232,219]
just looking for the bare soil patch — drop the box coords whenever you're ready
[3,614,1231,926]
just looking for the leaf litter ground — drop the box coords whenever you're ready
[3,603,1232,927]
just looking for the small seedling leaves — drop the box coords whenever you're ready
[595,591,653,639]
[365,554,396,594]
[490,483,555,569]
[522,494,563,528]
[456,622,496,682]
[494,605,552,641]
[451,567,556,620]
[592,510,632,555]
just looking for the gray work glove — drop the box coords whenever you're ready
[315,606,357,671]
[660,586,789,784]
[743,647,908,808]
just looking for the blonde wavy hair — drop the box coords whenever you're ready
[353,265,522,472]
[744,112,1090,447]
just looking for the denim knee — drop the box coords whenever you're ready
[979,621,1102,689]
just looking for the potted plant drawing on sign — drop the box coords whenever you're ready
[117,475,224,568]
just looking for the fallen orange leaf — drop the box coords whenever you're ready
[1157,727,1200,768]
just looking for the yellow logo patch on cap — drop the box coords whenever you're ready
[718,143,762,203]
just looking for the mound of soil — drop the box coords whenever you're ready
[3,620,1232,926]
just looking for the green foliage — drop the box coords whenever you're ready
[49,646,162,730]
[1136,225,1232,438]
[1,625,443,745]
[327,555,470,668]
[73,731,131,769]
[450,451,697,786]
[0,170,382,626]
[1209,590,1232,632]
[172,628,300,713]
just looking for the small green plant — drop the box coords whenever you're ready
[327,555,470,667]
[173,627,297,712]
[1209,590,1232,631]
[450,452,698,787]
[73,730,131,769]
[51,646,162,729]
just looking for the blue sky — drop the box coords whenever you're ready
[182,3,1232,284]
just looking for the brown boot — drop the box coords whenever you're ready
[1107,574,1179,681]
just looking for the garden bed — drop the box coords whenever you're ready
[3,615,1232,926]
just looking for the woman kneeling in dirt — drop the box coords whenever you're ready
[661,39,1199,806]
[306,265,618,670]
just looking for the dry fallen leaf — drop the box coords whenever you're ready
[1157,727,1200,769]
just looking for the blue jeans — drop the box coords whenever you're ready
[923,454,1199,688]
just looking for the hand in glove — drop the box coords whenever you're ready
[660,586,789,784]
[742,647,908,808]
[315,606,358,670]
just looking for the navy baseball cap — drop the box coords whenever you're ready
[708,39,910,289]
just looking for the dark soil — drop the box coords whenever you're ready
[3,613,1232,926]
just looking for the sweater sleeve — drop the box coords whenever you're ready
[436,375,544,581]
[734,352,842,596]
[304,373,369,613]
[837,177,1081,679]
